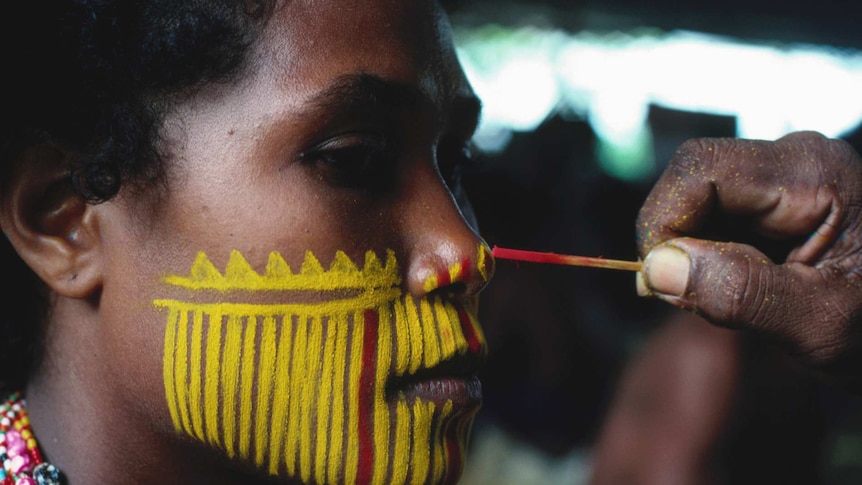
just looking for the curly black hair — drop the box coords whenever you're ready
[0,1,275,393]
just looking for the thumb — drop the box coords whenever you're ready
[638,238,862,382]
[637,238,854,362]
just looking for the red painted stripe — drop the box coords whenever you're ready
[456,308,481,354]
[357,309,378,484]
[437,268,451,288]
[443,417,463,484]
[460,258,472,282]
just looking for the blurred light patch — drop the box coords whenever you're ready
[455,26,862,180]
[457,27,565,154]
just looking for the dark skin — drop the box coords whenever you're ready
[637,130,862,383]
[0,1,489,483]
[591,131,862,484]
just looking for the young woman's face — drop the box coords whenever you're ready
[94,1,490,483]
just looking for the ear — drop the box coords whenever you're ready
[0,145,102,299]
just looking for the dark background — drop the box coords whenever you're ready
[448,0,862,49]
[447,1,862,483]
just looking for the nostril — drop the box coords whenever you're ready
[410,243,493,297]
[429,281,468,298]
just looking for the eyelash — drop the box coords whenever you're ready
[300,132,477,194]
[300,133,395,189]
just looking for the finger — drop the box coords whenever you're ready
[640,237,859,366]
[637,132,860,263]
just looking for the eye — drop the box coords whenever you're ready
[300,133,395,189]
[437,137,476,191]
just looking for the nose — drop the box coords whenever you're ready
[398,161,494,299]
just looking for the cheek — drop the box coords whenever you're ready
[157,248,486,484]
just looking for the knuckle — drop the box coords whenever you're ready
[670,138,717,174]
[782,132,857,171]
[779,130,828,144]
[825,136,854,157]
[824,138,862,176]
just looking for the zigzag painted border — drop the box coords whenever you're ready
[162,249,401,292]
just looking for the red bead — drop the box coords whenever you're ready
[27,448,41,464]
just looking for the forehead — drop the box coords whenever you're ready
[254,0,468,103]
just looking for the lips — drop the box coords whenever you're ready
[398,375,482,409]
[386,353,484,409]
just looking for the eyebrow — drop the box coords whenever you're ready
[310,73,421,113]
[306,73,482,134]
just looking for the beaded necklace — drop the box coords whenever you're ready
[0,393,61,485]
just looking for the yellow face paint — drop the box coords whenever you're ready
[154,247,488,484]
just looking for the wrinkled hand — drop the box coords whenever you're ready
[637,131,862,383]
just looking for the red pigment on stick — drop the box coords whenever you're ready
[491,246,642,272]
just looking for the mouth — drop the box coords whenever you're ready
[385,353,484,409]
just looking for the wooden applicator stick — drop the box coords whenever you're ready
[492,246,643,272]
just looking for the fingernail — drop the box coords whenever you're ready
[644,245,690,297]
[636,268,652,297]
